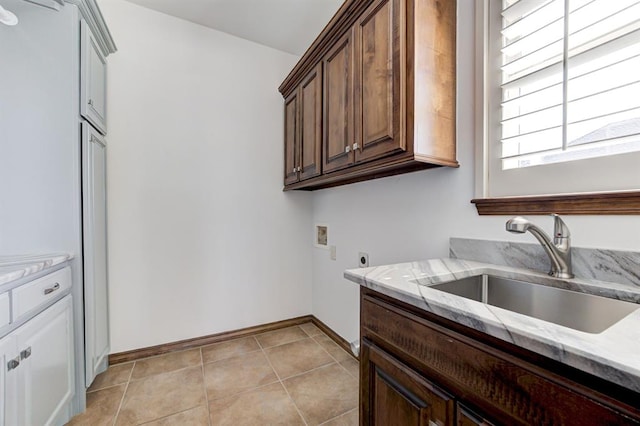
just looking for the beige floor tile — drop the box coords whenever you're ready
[209,382,305,426]
[141,406,209,425]
[68,384,125,426]
[116,366,205,425]
[313,334,353,362]
[320,409,358,426]
[340,358,359,379]
[284,363,358,426]
[204,350,278,400]
[88,362,134,392]
[130,349,201,380]
[201,336,260,364]
[265,338,334,379]
[255,326,308,348]
[299,322,323,337]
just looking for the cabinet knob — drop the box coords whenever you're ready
[292,167,297,173]
[88,99,94,106]
[20,347,32,360]
[353,143,359,150]
[7,357,19,371]
[345,146,351,153]
[297,166,301,172]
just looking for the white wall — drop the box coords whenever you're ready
[99,0,313,353]
[311,0,640,343]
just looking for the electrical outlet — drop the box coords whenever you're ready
[358,252,369,268]
[330,245,337,260]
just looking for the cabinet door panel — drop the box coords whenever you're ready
[323,29,354,173]
[284,91,299,185]
[81,20,107,135]
[83,123,110,386]
[15,295,74,426]
[355,0,404,163]
[0,334,17,426]
[362,339,454,426]
[299,64,323,181]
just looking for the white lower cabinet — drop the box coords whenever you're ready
[1,295,74,426]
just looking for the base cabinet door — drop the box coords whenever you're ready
[15,295,74,426]
[0,334,18,426]
[361,339,455,426]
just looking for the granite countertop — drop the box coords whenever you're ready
[345,257,640,393]
[0,253,73,286]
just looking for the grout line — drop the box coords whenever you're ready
[318,408,358,425]
[199,347,212,426]
[112,361,135,425]
[279,360,338,382]
[261,343,309,426]
[136,405,205,425]
[312,334,350,366]
[202,347,263,367]
[205,380,282,404]
[86,381,130,394]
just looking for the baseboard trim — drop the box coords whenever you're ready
[309,316,355,358]
[109,314,357,365]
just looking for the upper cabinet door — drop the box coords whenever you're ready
[355,0,405,164]
[284,91,300,185]
[81,19,107,135]
[323,29,355,174]
[299,63,323,181]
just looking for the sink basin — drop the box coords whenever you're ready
[430,275,639,333]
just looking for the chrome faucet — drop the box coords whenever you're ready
[505,214,574,279]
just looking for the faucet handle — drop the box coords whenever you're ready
[551,214,570,240]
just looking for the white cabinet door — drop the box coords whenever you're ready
[0,334,18,426]
[80,19,107,135]
[15,295,74,426]
[82,122,110,387]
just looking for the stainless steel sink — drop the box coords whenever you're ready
[430,275,639,333]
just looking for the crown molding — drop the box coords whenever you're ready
[65,0,116,56]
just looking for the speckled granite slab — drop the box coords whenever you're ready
[345,257,640,393]
[0,253,73,286]
[450,237,640,289]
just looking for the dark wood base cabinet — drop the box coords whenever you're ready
[360,288,640,425]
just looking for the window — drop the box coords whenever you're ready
[481,0,640,198]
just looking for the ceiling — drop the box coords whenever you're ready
[124,0,344,56]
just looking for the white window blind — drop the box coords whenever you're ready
[499,0,640,170]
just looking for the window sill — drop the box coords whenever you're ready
[471,191,640,215]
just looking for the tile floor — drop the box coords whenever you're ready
[67,322,359,426]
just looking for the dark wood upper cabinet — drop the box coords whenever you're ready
[279,0,458,190]
[323,29,354,174]
[284,64,323,184]
[300,64,323,181]
[355,0,404,164]
[284,91,299,185]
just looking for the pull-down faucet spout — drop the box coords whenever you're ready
[506,214,574,279]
